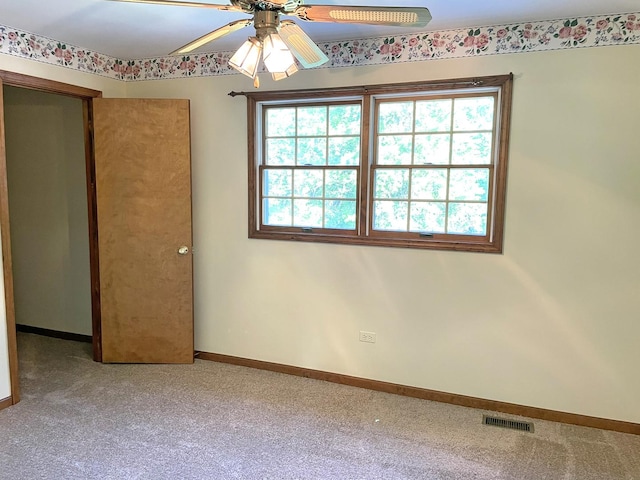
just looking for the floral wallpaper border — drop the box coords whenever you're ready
[1,12,639,82]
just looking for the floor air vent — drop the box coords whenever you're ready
[482,415,534,433]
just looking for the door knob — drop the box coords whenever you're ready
[178,246,189,255]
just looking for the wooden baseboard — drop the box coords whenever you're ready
[0,396,12,411]
[16,324,92,344]
[197,351,640,436]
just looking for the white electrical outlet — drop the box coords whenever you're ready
[359,331,376,343]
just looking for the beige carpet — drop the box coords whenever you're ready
[1,333,638,479]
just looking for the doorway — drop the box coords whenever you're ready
[3,86,92,341]
[0,71,103,404]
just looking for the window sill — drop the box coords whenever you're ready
[249,230,503,253]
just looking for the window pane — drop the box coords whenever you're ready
[451,133,492,165]
[449,168,490,201]
[411,169,447,200]
[378,102,413,133]
[294,199,323,227]
[377,135,413,165]
[328,137,360,166]
[329,105,361,135]
[415,99,452,132]
[297,138,327,165]
[266,108,296,137]
[410,202,446,233]
[266,138,296,165]
[326,169,357,199]
[264,198,292,226]
[263,169,292,197]
[453,97,494,131]
[294,170,323,198]
[297,106,327,136]
[414,134,451,165]
[374,169,409,199]
[325,200,357,229]
[373,201,408,231]
[447,203,487,235]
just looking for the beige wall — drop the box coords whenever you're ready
[1,45,638,422]
[126,45,640,424]
[4,86,91,335]
[0,55,125,400]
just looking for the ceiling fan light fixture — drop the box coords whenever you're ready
[262,33,297,74]
[271,62,299,81]
[229,36,262,78]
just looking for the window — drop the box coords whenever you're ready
[246,74,513,253]
[261,102,361,231]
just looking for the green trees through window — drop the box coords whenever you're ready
[373,96,494,235]
[263,104,361,229]
[247,74,513,253]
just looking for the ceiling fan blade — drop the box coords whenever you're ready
[106,0,242,11]
[291,5,431,27]
[279,21,328,69]
[170,19,253,55]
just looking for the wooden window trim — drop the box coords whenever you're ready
[246,74,513,253]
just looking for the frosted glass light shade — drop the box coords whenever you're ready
[262,33,297,74]
[272,62,299,81]
[229,37,262,78]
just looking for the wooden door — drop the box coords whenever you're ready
[93,98,193,363]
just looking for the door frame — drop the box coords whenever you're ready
[0,70,103,405]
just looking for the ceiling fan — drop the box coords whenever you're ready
[109,0,432,86]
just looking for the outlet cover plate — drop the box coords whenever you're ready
[359,331,376,343]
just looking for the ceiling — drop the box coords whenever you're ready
[0,0,637,59]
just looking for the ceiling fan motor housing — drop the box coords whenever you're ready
[254,10,281,38]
